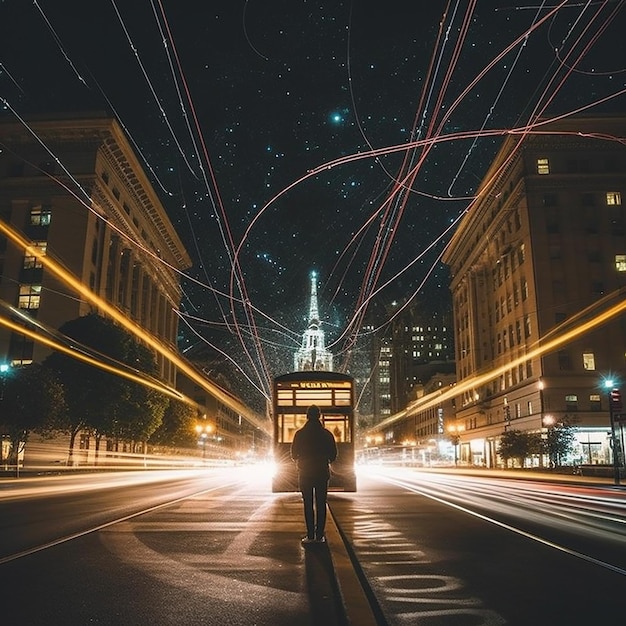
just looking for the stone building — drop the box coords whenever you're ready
[442,116,626,468]
[0,113,192,384]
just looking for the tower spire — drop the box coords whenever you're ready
[293,270,333,372]
[308,270,319,325]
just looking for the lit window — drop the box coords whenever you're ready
[537,158,550,174]
[565,394,578,411]
[616,255,626,272]
[30,206,52,226]
[23,242,47,269]
[18,285,42,309]
[582,352,595,370]
[606,191,622,205]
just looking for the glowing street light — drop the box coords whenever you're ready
[0,363,10,400]
[603,378,622,485]
[195,421,214,460]
[448,424,465,466]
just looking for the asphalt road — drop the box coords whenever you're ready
[1,465,624,625]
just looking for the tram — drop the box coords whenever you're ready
[271,371,357,492]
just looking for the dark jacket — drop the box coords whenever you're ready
[291,418,338,481]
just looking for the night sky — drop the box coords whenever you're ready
[1,1,624,406]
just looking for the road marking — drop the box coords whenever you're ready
[334,505,506,625]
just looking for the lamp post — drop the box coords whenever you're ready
[0,363,9,400]
[603,380,622,486]
[542,414,555,468]
[195,421,214,461]
[448,424,464,466]
[503,397,511,431]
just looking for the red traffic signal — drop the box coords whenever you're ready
[609,389,622,410]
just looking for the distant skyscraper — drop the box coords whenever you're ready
[294,271,333,371]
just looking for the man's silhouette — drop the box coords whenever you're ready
[291,404,338,544]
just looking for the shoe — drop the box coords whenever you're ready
[315,536,326,543]
[301,536,315,545]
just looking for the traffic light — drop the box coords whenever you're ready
[609,389,622,410]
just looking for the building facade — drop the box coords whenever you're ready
[389,304,455,413]
[0,114,192,384]
[442,116,626,468]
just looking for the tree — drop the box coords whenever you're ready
[150,399,199,448]
[498,429,542,468]
[543,418,577,468]
[43,313,168,464]
[0,364,65,474]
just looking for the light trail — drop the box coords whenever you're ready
[371,287,626,433]
[6,1,624,409]
[150,0,274,399]
[108,0,199,179]
[0,307,189,404]
[0,475,240,566]
[32,0,88,87]
[373,469,626,576]
[0,217,270,434]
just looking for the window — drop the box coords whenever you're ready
[23,242,47,269]
[590,394,601,411]
[582,352,595,370]
[537,158,550,174]
[524,315,531,338]
[558,351,572,370]
[616,255,626,272]
[18,284,41,309]
[606,192,622,206]
[30,206,52,226]
[565,395,578,411]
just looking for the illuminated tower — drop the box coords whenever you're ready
[294,271,333,371]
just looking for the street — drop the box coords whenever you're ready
[1,465,624,625]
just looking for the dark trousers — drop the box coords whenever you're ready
[299,477,329,539]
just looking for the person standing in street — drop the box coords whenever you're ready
[290,404,338,544]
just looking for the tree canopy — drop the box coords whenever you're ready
[0,363,65,468]
[43,313,169,461]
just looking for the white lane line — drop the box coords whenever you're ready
[379,474,626,577]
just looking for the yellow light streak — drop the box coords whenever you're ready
[370,290,626,434]
[0,218,269,434]
[0,314,187,402]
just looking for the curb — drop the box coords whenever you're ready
[326,507,380,626]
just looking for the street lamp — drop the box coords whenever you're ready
[542,414,555,468]
[0,363,9,400]
[603,379,622,485]
[448,424,465,466]
[195,421,214,460]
